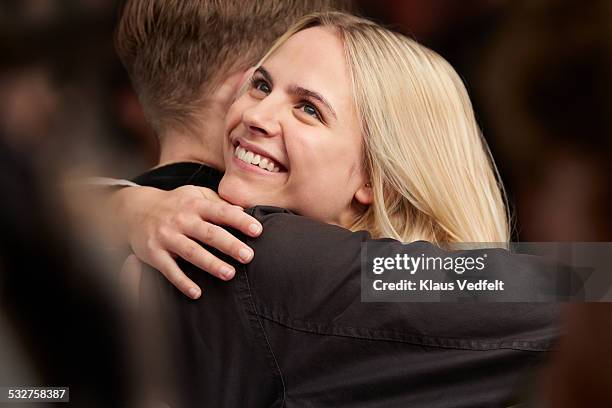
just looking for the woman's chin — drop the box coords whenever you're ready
[218,180,246,207]
[220,178,272,210]
[219,175,293,211]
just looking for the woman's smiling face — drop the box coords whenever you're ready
[219,27,371,226]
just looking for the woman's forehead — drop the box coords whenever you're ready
[263,27,354,114]
[267,28,343,68]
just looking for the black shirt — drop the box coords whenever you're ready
[132,162,223,191]
[135,163,559,408]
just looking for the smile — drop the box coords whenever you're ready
[234,144,282,173]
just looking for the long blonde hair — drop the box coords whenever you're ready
[257,12,510,244]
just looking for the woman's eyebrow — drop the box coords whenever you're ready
[290,86,337,120]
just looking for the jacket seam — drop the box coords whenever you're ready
[255,309,557,352]
[243,209,287,406]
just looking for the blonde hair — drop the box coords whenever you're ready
[257,12,510,244]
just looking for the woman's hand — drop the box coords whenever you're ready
[110,185,262,299]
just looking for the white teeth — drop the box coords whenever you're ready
[234,144,281,173]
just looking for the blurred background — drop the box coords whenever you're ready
[0,0,610,406]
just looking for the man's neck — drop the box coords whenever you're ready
[156,121,224,171]
[157,137,219,170]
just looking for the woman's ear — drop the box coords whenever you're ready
[354,182,373,206]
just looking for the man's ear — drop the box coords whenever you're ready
[354,182,373,206]
[234,67,256,98]
[215,67,256,111]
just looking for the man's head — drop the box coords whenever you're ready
[115,0,352,166]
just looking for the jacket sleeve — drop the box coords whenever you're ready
[241,206,561,406]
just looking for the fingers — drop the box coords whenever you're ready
[193,189,262,238]
[119,254,143,310]
[124,185,261,296]
[149,251,202,299]
[165,234,237,281]
[174,213,254,265]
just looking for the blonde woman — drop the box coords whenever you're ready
[111,11,557,407]
[218,12,509,245]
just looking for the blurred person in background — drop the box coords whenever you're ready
[0,138,133,406]
[0,1,151,406]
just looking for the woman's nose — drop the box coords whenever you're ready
[242,98,282,137]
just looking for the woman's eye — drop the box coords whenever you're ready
[251,79,271,94]
[256,82,271,93]
[298,103,322,121]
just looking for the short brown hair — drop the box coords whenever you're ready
[115,0,353,135]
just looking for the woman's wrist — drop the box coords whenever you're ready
[109,186,166,248]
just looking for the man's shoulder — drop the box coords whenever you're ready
[246,205,371,254]
[244,205,369,283]
[240,208,560,349]
[243,206,371,319]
